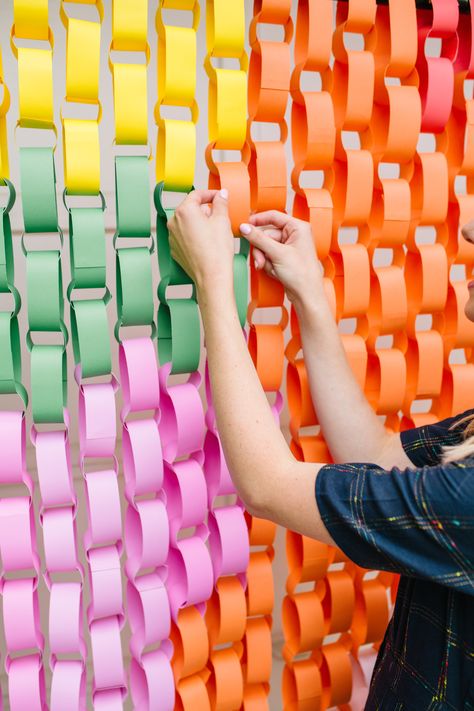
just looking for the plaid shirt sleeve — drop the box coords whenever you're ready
[400,408,474,466]
[315,411,474,592]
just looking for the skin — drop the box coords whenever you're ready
[167,190,474,544]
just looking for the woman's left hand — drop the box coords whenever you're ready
[167,188,235,294]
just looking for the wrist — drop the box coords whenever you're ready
[196,277,236,312]
[292,285,329,316]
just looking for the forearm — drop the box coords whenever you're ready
[197,283,293,512]
[295,293,391,464]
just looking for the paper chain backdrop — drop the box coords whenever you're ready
[0,0,473,709]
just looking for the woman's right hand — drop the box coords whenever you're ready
[239,210,324,306]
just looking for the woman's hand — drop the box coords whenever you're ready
[239,210,324,306]
[167,188,235,295]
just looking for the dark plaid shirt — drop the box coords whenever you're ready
[316,410,474,710]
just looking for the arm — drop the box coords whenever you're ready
[295,293,412,469]
[243,212,412,469]
[167,190,334,542]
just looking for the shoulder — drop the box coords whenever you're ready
[401,409,474,467]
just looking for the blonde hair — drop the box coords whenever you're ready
[442,413,474,464]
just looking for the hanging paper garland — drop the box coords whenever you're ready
[61,1,126,707]
[156,2,214,709]
[110,1,175,707]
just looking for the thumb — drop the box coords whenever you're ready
[211,188,230,218]
[239,223,284,262]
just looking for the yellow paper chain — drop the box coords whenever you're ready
[0,49,10,179]
[61,1,102,194]
[205,0,247,153]
[156,0,199,191]
[111,0,149,145]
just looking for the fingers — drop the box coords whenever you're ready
[252,246,266,269]
[249,210,296,229]
[263,260,276,278]
[182,189,220,207]
[210,188,230,218]
[462,220,474,243]
[239,222,284,261]
[174,188,229,221]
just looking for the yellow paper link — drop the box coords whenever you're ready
[158,25,196,108]
[156,119,195,189]
[112,0,148,52]
[65,17,100,103]
[162,0,196,10]
[206,0,245,59]
[63,119,101,194]
[209,68,247,149]
[13,0,49,41]
[0,50,10,180]
[113,63,148,144]
[18,47,54,128]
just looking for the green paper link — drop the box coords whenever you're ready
[26,250,64,332]
[157,299,201,374]
[70,298,111,378]
[19,148,58,233]
[0,181,21,316]
[116,247,154,332]
[62,188,106,214]
[233,252,248,328]
[115,156,151,238]
[154,181,202,373]
[0,205,14,293]
[154,181,194,300]
[68,207,106,291]
[30,344,66,423]
[0,313,28,406]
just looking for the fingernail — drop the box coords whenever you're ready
[254,259,259,270]
[240,223,251,235]
[220,188,229,199]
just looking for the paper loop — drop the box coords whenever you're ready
[208,505,250,582]
[164,459,208,544]
[170,606,210,681]
[159,365,205,462]
[167,538,214,619]
[130,650,175,711]
[3,578,42,652]
[416,0,458,133]
[206,576,247,647]
[122,418,164,500]
[125,499,169,578]
[127,574,172,660]
[207,648,244,710]
[7,654,46,711]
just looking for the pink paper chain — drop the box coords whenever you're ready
[34,421,86,710]
[0,412,44,709]
[158,362,213,701]
[78,372,126,709]
[120,337,175,710]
